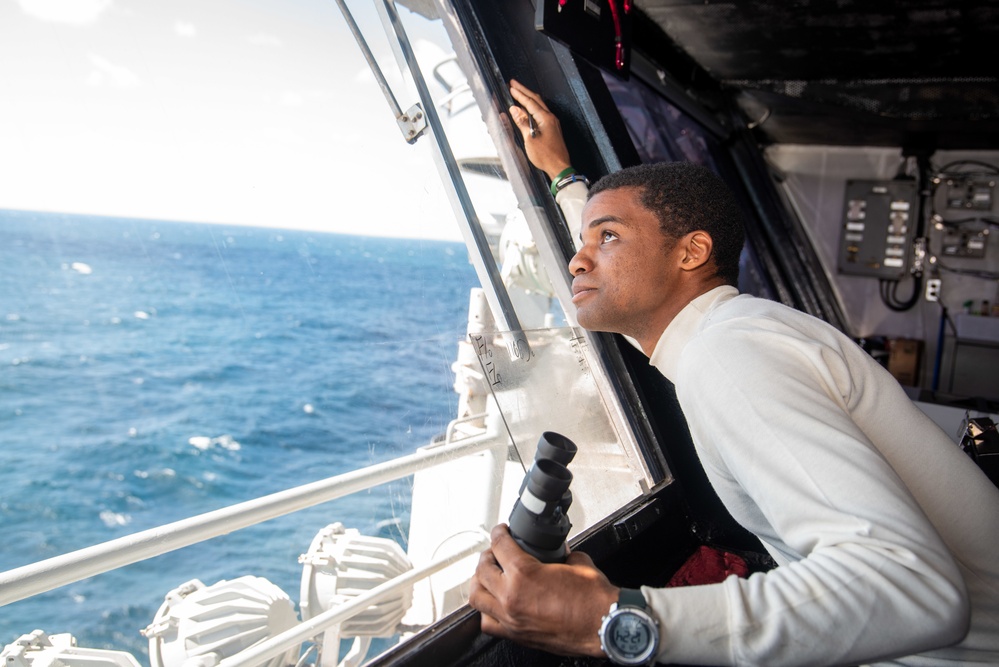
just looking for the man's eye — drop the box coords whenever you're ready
[601,230,618,243]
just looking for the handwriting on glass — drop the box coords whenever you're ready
[471,334,534,387]
[569,332,589,374]
[471,334,501,386]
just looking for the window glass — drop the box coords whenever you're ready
[394,1,657,634]
[0,3,653,665]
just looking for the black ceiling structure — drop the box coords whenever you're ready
[630,0,999,149]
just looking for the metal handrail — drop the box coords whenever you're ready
[218,532,490,667]
[0,426,506,606]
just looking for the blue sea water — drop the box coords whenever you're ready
[0,210,479,660]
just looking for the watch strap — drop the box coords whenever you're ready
[618,588,647,609]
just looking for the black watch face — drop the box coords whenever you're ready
[608,612,654,660]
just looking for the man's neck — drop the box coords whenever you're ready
[635,278,729,355]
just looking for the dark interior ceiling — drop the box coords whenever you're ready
[631,0,999,149]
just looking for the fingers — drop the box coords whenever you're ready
[489,524,540,570]
[508,101,533,142]
[469,552,498,610]
[490,522,511,543]
[470,541,531,640]
[510,79,550,114]
[507,79,573,179]
[509,79,553,140]
[474,544,503,588]
[478,610,510,639]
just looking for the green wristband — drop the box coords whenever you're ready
[550,167,576,197]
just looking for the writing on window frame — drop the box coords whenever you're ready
[470,332,534,388]
[569,330,590,375]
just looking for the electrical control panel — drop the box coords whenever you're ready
[944,176,995,211]
[837,180,919,279]
[937,173,994,260]
[941,229,988,259]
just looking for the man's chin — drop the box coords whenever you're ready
[575,310,616,335]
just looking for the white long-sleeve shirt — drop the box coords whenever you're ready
[556,181,588,251]
[642,286,999,666]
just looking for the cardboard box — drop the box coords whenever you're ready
[888,338,923,387]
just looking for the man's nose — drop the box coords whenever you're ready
[568,248,590,275]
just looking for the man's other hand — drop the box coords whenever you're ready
[468,523,618,657]
[509,80,573,181]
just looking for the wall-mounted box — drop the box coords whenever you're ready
[955,314,999,344]
[837,180,919,279]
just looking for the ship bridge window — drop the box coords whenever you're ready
[1,3,658,666]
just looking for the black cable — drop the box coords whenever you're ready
[942,304,959,336]
[935,216,999,228]
[937,263,999,281]
[877,154,930,313]
[935,159,999,175]
[879,275,923,311]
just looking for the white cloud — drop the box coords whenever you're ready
[278,89,336,108]
[15,0,112,24]
[175,21,197,38]
[86,54,139,87]
[279,91,305,107]
[246,33,282,47]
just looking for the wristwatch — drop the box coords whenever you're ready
[598,588,660,665]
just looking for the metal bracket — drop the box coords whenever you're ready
[911,237,928,276]
[397,103,427,144]
[334,0,428,145]
[612,498,662,543]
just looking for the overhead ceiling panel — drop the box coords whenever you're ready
[631,0,999,148]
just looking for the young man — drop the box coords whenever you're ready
[466,83,999,666]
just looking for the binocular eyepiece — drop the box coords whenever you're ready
[508,431,577,563]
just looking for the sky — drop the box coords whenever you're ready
[0,0,471,240]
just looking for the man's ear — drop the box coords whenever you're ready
[679,230,714,272]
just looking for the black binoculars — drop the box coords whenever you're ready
[508,431,577,563]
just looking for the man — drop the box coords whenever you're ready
[467,83,999,666]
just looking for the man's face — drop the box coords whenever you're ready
[569,187,684,343]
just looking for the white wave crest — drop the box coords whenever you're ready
[188,436,212,450]
[99,510,131,528]
[188,434,241,451]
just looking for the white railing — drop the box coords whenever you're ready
[0,420,504,607]
[217,532,489,667]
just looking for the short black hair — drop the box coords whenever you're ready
[588,162,746,285]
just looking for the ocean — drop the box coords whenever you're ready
[0,210,479,661]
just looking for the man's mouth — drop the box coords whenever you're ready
[571,282,596,303]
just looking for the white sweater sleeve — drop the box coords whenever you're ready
[644,325,969,667]
[554,181,587,251]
